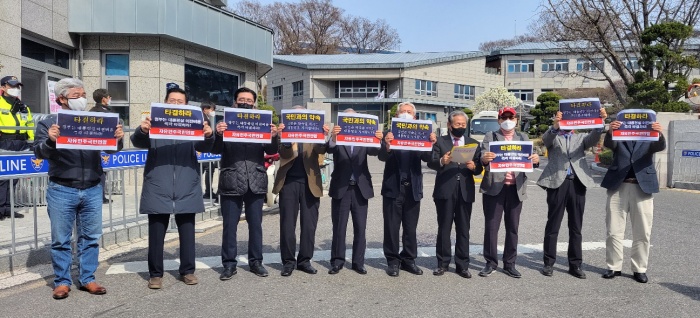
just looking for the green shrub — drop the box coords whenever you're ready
[598,148,614,166]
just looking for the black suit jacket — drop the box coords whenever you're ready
[427,135,483,202]
[378,133,431,200]
[600,132,666,194]
[328,143,379,200]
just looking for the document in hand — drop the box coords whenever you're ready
[451,143,479,164]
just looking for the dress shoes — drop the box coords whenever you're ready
[400,263,423,275]
[220,266,237,280]
[52,285,70,300]
[148,277,163,289]
[456,268,472,279]
[297,264,318,274]
[328,265,342,275]
[351,264,367,275]
[433,267,448,276]
[602,270,622,279]
[633,272,648,283]
[541,265,554,277]
[181,273,199,285]
[80,282,107,295]
[568,266,587,279]
[250,262,269,277]
[479,264,496,277]
[503,267,522,279]
[386,265,399,277]
[102,197,112,204]
[281,265,294,277]
[4,212,23,219]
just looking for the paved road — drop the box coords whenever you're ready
[0,156,699,317]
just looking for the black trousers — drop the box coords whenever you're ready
[279,181,320,267]
[434,183,472,270]
[330,185,368,267]
[543,177,586,267]
[0,139,28,215]
[148,213,196,277]
[483,185,523,268]
[220,190,264,268]
[382,184,420,267]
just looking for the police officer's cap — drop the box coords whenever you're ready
[0,76,23,87]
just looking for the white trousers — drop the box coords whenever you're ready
[605,183,654,273]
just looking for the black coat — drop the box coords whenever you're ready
[328,143,378,200]
[211,134,279,196]
[377,134,431,200]
[427,135,483,202]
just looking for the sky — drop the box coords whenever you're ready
[233,0,544,52]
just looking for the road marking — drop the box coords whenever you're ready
[105,240,633,275]
[535,168,543,172]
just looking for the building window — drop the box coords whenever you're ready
[507,60,535,73]
[103,53,130,103]
[335,80,386,98]
[184,63,240,106]
[418,112,437,123]
[625,58,640,71]
[509,89,534,102]
[454,84,475,100]
[415,79,438,96]
[576,58,604,72]
[273,86,283,101]
[292,81,304,97]
[21,38,70,69]
[541,59,569,72]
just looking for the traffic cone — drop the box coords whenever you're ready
[594,144,601,163]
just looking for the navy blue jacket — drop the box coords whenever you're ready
[600,132,666,194]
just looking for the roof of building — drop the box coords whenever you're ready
[273,51,487,69]
[491,39,700,55]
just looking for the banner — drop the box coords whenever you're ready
[56,110,120,150]
[280,109,325,144]
[48,80,61,114]
[336,112,380,148]
[489,141,534,172]
[559,98,604,130]
[451,143,479,164]
[389,118,433,151]
[149,103,204,141]
[612,109,659,141]
[222,108,273,143]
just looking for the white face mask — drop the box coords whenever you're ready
[7,88,20,97]
[106,98,111,106]
[500,119,517,131]
[68,97,88,111]
[398,112,413,120]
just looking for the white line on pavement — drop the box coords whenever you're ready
[105,240,633,275]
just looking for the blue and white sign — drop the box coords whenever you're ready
[682,150,700,158]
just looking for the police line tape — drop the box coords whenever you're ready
[0,150,221,178]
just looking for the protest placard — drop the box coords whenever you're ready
[222,108,273,143]
[451,143,479,164]
[336,112,380,147]
[389,118,433,151]
[489,141,534,172]
[612,109,659,141]
[149,103,204,141]
[559,98,604,130]
[56,110,119,150]
[280,109,326,144]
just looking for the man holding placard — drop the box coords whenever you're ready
[427,110,482,278]
[379,102,437,277]
[212,87,281,280]
[537,104,607,279]
[327,108,383,275]
[601,111,665,283]
[478,107,539,279]
[34,78,124,299]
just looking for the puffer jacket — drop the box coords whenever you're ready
[211,133,279,196]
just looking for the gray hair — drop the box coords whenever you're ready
[397,102,416,114]
[343,108,355,113]
[54,78,84,98]
[448,110,468,124]
[291,105,305,110]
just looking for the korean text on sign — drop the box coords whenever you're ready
[389,118,433,151]
[56,110,120,150]
[489,140,534,172]
[336,112,380,148]
[223,108,273,144]
[559,98,604,130]
[280,109,326,144]
[612,109,659,141]
[149,103,205,141]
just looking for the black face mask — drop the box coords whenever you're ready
[451,127,466,138]
[237,103,254,109]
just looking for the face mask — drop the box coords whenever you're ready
[398,112,413,120]
[500,119,517,131]
[7,88,20,97]
[237,103,254,109]
[68,97,88,111]
[106,98,111,106]
[451,127,466,138]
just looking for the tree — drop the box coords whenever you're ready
[528,92,562,136]
[478,34,538,52]
[533,0,700,106]
[340,16,401,53]
[472,87,519,113]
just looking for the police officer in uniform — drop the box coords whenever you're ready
[0,76,35,220]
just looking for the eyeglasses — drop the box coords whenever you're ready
[236,98,255,104]
[500,116,515,120]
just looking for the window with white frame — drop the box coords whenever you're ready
[292,80,303,97]
[415,79,438,96]
[625,58,640,71]
[454,84,475,100]
[509,89,534,102]
[576,58,604,72]
[103,53,129,102]
[507,60,535,73]
[541,59,569,72]
[273,85,283,101]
